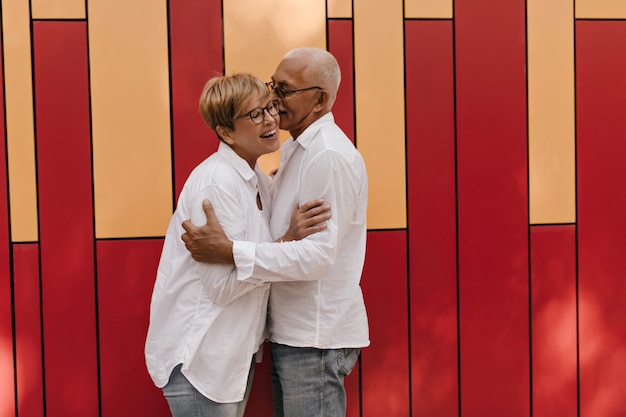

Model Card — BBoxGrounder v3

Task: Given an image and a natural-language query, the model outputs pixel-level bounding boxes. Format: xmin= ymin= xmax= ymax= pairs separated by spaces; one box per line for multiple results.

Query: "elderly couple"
xmin=145 ymin=47 xmax=369 ymax=417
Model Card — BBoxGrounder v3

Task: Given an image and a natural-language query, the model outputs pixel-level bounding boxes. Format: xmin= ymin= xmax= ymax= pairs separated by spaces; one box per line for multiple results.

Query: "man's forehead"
xmin=273 ymin=59 xmax=307 ymax=83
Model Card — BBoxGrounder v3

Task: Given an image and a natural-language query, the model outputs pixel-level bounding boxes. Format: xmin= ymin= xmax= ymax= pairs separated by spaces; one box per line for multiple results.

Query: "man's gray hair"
xmin=284 ymin=47 xmax=341 ymax=98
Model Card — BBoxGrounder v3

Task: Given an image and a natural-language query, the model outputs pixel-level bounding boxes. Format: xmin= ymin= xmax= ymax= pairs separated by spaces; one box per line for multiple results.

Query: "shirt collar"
xmin=217 ymin=141 xmax=257 ymax=183
xmin=291 ymin=112 xmax=334 ymax=149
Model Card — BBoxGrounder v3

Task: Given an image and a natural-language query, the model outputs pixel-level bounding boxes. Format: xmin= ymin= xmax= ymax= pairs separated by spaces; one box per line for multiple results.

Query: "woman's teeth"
xmin=261 ymin=130 xmax=276 ymax=139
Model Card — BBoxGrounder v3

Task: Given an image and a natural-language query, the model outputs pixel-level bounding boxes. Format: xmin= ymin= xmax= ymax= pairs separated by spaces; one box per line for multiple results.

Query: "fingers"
xmin=181 ymin=200 xmax=213 ymax=244
xmin=296 ymin=215 xmax=329 ymax=239
xmin=202 ymin=199 xmax=215 ymax=216
xmin=181 ymin=220 xmax=196 ymax=245
xmin=294 ymin=198 xmax=331 ymax=230
xmin=180 ymin=228 xmax=193 ymax=248
xmin=181 ymin=219 xmax=193 ymax=233
xmin=313 ymin=204 xmax=331 ymax=217
xmin=299 ymin=199 xmax=330 ymax=217
xmin=299 ymin=198 xmax=324 ymax=212
xmin=181 ymin=215 xmax=205 ymax=239
xmin=182 ymin=199 xmax=214 ymax=237
xmin=303 ymin=205 xmax=331 ymax=223
xmin=286 ymin=198 xmax=331 ymax=241
xmin=305 ymin=211 xmax=331 ymax=227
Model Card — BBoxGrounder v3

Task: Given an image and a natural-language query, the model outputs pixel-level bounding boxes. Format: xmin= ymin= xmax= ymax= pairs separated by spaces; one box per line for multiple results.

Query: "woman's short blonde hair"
xmin=199 ymin=73 xmax=269 ymax=141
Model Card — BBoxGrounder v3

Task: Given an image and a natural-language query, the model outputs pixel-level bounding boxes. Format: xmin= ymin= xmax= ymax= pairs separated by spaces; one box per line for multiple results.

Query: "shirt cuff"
xmin=233 ymin=240 xmax=255 ymax=281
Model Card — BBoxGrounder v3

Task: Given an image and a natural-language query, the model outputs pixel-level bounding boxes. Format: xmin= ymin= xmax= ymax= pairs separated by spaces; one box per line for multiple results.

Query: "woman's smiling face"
xmin=219 ymin=91 xmax=280 ymax=169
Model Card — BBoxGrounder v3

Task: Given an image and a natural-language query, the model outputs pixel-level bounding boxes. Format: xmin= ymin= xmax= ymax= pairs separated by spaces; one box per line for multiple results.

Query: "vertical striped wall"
xmin=1 ymin=1 xmax=626 ymax=416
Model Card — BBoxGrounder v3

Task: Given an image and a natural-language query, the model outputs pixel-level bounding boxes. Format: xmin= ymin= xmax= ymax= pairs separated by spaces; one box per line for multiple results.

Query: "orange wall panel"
xmin=527 ymin=0 xmax=575 ymax=224
xmin=89 ymin=0 xmax=172 ymax=238
xmin=31 ymin=0 xmax=85 ymax=19
xmin=405 ymin=0 xmax=453 ymax=18
xmin=329 ymin=0 xmax=352 ymax=18
xmin=2 ymin=0 xmax=38 ymax=242
xmin=354 ymin=0 xmax=406 ymax=230
xmin=576 ymin=0 xmax=626 ymax=18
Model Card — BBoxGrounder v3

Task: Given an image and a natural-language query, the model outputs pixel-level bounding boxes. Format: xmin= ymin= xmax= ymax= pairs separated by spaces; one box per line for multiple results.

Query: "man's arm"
xmin=181 ymin=199 xmax=330 ymax=264
xmin=241 ymin=148 xmax=367 ymax=282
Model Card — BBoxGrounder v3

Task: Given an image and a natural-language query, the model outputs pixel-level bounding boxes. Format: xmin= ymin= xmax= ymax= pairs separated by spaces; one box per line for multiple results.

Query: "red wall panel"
xmin=328 ymin=19 xmax=355 ymax=144
xmin=344 ymin=349 xmax=361 ymax=417
xmin=0 ymin=31 xmax=15 ymax=417
xmin=33 ymin=21 xmax=98 ymax=417
xmin=454 ymin=1 xmax=530 ymax=416
xmin=405 ymin=19 xmax=458 ymax=417
xmin=169 ymin=0 xmax=224 ymax=197
xmin=13 ymin=244 xmax=43 ymax=417
xmin=360 ymin=231 xmax=409 ymax=416
xmin=530 ymin=225 xmax=577 ymax=417
xmin=97 ymin=239 xmax=170 ymax=417
xmin=328 ymin=19 xmax=361 ymax=416
xmin=243 ymin=343 xmax=272 ymax=417
xmin=576 ymin=20 xmax=626 ymax=417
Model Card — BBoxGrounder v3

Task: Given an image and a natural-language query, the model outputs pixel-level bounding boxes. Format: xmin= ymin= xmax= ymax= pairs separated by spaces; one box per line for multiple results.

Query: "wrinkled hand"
xmin=282 ymin=199 xmax=331 ymax=242
xmin=181 ymin=200 xmax=234 ymax=264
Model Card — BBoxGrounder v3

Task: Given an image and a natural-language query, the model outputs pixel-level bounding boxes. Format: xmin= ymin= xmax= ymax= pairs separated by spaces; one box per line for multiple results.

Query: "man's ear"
xmin=314 ymin=89 xmax=331 ymax=112
xmin=216 ymin=125 xmax=235 ymax=145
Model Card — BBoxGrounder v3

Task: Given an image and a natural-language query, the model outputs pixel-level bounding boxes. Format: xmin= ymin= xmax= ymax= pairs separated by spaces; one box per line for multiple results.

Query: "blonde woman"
xmin=145 ymin=73 xmax=329 ymax=417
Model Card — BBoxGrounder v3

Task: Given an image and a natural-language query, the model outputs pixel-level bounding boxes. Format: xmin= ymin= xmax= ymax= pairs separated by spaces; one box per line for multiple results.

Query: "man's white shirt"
xmin=233 ymin=113 xmax=370 ymax=349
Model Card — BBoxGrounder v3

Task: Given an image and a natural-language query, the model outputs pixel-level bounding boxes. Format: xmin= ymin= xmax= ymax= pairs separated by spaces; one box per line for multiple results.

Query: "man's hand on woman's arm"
xmin=181 ymin=200 xmax=233 ymax=264
xmin=181 ymin=199 xmax=331 ymax=264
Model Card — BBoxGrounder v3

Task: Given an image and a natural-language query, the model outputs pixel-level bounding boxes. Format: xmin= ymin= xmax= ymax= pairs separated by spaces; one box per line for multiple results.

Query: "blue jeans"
xmin=162 ymin=361 xmax=255 ymax=417
xmin=269 ymin=342 xmax=361 ymax=417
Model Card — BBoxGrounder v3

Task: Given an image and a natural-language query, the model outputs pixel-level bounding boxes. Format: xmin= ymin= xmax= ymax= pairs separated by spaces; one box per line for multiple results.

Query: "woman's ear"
xmin=216 ymin=125 xmax=235 ymax=145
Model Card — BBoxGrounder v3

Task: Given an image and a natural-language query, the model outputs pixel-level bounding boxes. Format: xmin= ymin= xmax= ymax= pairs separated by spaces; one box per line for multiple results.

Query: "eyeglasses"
xmin=266 ymin=81 xmax=322 ymax=99
xmin=236 ymin=99 xmax=279 ymax=125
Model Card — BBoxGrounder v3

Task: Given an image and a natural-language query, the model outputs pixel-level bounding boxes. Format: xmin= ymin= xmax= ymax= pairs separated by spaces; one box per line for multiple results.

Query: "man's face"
xmin=270 ymin=58 xmax=321 ymax=139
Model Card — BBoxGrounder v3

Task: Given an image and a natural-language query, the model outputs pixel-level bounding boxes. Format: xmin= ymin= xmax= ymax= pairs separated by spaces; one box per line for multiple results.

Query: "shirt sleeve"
xmin=235 ymin=148 xmax=364 ymax=283
xmin=192 ymin=183 xmax=267 ymax=305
